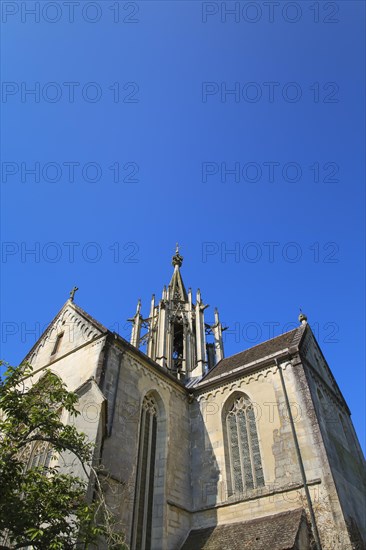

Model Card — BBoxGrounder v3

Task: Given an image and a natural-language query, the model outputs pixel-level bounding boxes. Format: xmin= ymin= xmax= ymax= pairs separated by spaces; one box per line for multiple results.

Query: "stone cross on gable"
xmin=69 ymin=286 xmax=79 ymax=302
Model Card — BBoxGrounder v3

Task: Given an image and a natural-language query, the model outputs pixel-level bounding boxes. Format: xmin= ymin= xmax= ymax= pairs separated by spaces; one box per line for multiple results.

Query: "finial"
xmin=298 ymin=308 xmax=308 ymax=325
xmin=69 ymin=286 xmax=78 ymax=302
xmin=172 ymin=243 xmax=183 ymax=268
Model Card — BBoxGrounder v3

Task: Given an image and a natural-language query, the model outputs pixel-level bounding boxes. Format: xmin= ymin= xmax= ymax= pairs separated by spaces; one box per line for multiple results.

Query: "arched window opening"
xmin=51 ymin=332 xmax=64 ymax=356
xmin=131 ymin=395 xmax=158 ymax=550
xmin=317 ymin=387 xmax=333 ymax=427
xmin=172 ymin=319 xmax=184 ymax=373
xmin=28 ymin=442 xmax=53 ymax=471
xmin=225 ymin=394 xmax=264 ymax=496
xmin=339 ymin=413 xmax=355 ymax=451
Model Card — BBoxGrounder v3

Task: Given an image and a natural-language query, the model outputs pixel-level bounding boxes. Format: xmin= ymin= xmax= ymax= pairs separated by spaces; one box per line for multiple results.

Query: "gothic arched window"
xmin=28 ymin=442 xmax=53 ymax=470
xmin=131 ymin=394 xmax=158 ymax=550
xmin=225 ymin=394 xmax=264 ymax=495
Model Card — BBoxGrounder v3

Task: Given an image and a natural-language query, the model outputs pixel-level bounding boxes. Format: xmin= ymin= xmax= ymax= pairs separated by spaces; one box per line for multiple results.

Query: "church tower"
xmin=128 ymin=246 xmax=224 ymax=379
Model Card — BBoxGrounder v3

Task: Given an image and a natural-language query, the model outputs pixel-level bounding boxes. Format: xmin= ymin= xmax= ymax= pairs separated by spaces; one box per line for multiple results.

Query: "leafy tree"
xmin=0 ymin=362 xmax=127 ymax=549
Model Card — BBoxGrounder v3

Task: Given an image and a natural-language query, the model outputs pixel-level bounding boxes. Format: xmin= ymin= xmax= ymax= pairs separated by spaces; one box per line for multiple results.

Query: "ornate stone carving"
xmin=196 ymin=364 xmax=280 ymax=402
xmin=142 ymin=395 xmax=158 ymax=417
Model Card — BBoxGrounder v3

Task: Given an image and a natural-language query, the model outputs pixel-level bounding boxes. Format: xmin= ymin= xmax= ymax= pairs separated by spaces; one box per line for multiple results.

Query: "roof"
xmin=180 ymin=508 xmax=307 ymax=550
xmin=199 ymin=325 xmax=306 ymax=384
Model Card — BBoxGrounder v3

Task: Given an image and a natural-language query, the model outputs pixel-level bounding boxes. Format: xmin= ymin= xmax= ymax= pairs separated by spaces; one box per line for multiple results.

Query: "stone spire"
xmin=169 ymin=244 xmax=188 ymax=302
xmin=128 ymin=247 xmax=225 ymax=381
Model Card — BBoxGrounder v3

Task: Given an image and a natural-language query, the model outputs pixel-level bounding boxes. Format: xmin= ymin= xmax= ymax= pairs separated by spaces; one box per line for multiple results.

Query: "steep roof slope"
xmin=180 ymin=508 xmax=307 ymax=550
xmin=199 ymin=325 xmax=305 ymax=384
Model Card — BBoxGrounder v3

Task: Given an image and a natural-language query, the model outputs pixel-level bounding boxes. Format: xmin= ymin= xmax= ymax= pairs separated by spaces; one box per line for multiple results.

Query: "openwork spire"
xmin=128 ymin=248 xmax=225 ymax=381
xmin=172 ymin=243 xmax=183 ymax=268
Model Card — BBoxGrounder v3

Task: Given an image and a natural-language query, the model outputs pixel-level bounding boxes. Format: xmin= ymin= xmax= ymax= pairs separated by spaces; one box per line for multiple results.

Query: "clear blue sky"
xmin=1 ymin=1 xmax=365 ymax=451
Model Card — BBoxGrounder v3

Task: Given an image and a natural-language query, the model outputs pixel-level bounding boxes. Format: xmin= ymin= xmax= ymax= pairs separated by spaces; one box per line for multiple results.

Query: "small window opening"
xmin=51 ymin=332 xmax=64 ymax=356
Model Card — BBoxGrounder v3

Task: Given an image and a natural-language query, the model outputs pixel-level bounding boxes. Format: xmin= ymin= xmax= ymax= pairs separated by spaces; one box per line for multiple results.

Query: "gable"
xmin=299 ymin=327 xmax=346 ymax=406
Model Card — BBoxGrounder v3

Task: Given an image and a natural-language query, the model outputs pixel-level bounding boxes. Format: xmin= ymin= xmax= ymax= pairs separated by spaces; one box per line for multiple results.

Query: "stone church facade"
xmin=23 ymin=250 xmax=365 ymax=549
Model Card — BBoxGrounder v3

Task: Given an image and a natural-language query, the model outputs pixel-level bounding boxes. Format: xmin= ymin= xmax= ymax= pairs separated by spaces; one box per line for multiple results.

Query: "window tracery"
xmin=225 ymin=394 xmax=264 ymax=495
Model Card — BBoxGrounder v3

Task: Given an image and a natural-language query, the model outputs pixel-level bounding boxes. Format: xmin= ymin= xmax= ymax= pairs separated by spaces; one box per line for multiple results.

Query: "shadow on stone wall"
xmin=188 ymin=398 xmax=220 ymax=529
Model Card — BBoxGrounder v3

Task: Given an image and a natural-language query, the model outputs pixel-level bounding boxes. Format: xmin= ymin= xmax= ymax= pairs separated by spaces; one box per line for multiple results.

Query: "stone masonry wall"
xmin=100 ymin=343 xmax=192 ymax=550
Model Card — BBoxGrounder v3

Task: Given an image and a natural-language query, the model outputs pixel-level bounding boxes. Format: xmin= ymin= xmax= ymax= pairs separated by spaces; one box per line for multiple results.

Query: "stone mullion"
xmin=238 ymin=409 xmax=253 ymax=491
xmin=246 ymin=410 xmax=256 ymax=489
xmin=226 ymin=414 xmax=236 ymax=496
xmin=228 ymin=413 xmax=243 ymax=494
xmin=235 ymin=412 xmax=246 ymax=495
xmin=44 ymin=446 xmax=53 ymax=469
xmin=248 ymin=406 xmax=264 ymax=488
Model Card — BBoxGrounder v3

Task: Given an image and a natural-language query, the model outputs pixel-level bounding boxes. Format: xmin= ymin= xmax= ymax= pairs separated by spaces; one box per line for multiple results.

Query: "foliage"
xmin=0 ymin=362 xmax=127 ymax=549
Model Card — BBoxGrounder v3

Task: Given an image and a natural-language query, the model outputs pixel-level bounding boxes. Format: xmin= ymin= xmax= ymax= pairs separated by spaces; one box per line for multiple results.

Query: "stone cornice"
xmin=167 ymin=478 xmax=321 ymax=515
xmin=20 ymin=333 xmax=107 ymax=381
xmin=193 ymin=351 xmax=294 ymax=399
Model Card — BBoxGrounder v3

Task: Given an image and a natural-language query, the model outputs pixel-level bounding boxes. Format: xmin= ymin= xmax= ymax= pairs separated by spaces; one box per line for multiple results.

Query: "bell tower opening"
xmin=172 ymin=318 xmax=184 ymax=374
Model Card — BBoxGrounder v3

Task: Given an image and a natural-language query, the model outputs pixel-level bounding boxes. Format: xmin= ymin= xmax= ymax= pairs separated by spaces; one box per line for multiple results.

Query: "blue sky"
xmin=1 ymin=1 xmax=365 ymax=450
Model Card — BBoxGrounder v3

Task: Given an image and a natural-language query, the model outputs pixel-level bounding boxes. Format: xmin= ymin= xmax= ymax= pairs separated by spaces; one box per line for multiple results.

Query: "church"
xmin=23 ymin=248 xmax=365 ymax=549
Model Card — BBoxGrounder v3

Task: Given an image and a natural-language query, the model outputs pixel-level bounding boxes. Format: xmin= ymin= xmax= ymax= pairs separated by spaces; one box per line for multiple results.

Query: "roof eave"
xmin=193 ymin=348 xmax=297 ymax=393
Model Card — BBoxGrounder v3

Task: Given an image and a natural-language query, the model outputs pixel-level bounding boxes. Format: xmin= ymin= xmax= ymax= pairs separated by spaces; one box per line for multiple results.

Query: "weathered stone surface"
xmin=180 ymin=508 xmax=309 ymax=550
xmin=19 ymin=298 xmax=365 ymax=550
